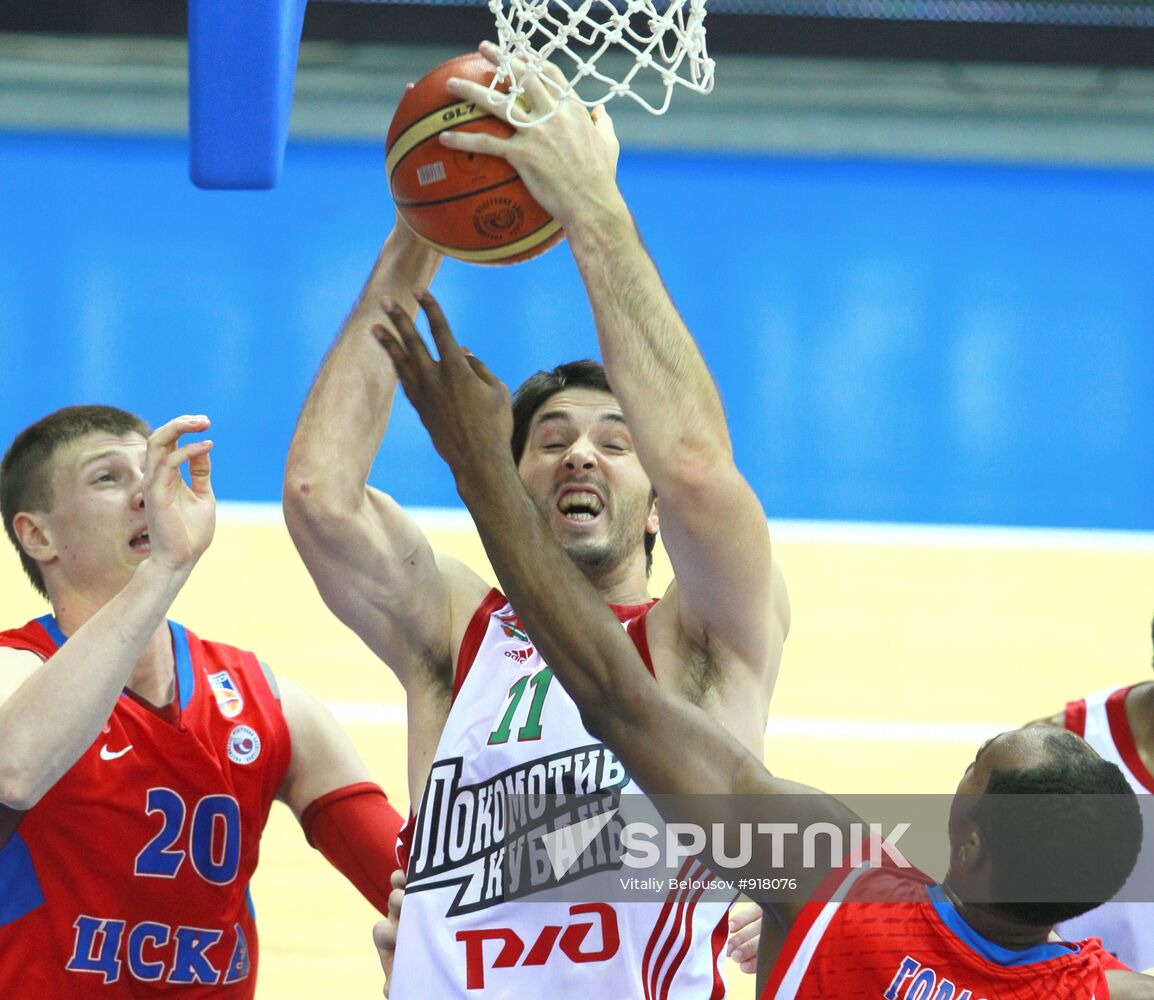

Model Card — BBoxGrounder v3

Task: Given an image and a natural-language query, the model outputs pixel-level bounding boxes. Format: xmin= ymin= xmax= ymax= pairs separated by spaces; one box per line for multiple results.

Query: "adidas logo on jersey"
xmin=504 ymin=648 xmax=534 ymax=663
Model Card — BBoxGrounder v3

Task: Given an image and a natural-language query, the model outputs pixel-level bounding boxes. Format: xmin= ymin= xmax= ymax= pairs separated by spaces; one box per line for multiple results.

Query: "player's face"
xmin=517 ymin=388 xmax=657 ymax=582
xmin=39 ymin=431 xmax=151 ymax=598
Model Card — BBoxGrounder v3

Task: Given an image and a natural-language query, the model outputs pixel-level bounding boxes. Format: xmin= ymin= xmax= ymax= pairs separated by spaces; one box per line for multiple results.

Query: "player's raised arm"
xmin=283 ymin=221 xmax=482 ymax=693
xmin=441 ymin=45 xmax=781 ymax=722
xmin=0 ymin=415 xmax=214 ymax=810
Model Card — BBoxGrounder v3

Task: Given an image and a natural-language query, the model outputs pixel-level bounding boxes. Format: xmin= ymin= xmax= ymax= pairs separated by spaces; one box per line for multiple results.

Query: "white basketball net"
xmin=486 ymin=0 xmax=715 ymax=124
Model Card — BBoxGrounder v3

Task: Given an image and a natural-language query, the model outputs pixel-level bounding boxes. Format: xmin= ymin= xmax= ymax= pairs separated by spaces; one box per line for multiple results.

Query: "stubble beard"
xmin=550 ymin=502 xmax=647 ymax=584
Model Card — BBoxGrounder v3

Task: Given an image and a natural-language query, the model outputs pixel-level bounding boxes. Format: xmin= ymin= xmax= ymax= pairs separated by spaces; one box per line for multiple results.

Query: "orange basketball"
xmin=386 ymin=53 xmax=564 ymax=266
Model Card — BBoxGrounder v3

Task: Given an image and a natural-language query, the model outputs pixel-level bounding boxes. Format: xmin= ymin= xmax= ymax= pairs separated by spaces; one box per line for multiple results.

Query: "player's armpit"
xmin=656 ymin=467 xmax=779 ymax=685
xmin=301 ymin=782 xmax=404 ymax=915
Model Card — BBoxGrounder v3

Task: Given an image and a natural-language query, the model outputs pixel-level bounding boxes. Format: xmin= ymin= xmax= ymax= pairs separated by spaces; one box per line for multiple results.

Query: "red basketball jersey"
xmin=0 ymin=616 xmax=292 ymax=997
xmin=763 ymin=861 xmax=1115 ymax=999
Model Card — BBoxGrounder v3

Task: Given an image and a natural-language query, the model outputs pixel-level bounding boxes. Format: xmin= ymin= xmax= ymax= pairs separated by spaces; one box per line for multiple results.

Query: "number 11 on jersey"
xmin=488 ymin=667 xmax=554 ymax=744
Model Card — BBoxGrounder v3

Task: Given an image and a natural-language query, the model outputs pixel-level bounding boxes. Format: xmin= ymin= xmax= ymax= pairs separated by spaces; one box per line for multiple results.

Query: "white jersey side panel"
xmin=390 ymin=592 xmax=730 ymax=998
xmin=1058 ymin=685 xmax=1154 ymax=971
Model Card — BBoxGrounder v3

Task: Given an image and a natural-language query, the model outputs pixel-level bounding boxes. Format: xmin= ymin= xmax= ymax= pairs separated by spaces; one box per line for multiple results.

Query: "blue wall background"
xmin=1 ymin=130 xmax=1151 ymax=529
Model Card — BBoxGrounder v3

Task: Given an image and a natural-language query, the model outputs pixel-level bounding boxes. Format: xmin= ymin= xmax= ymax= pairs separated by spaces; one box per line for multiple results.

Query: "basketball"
xmin=386 ymin=53 xmax=564 ymax=266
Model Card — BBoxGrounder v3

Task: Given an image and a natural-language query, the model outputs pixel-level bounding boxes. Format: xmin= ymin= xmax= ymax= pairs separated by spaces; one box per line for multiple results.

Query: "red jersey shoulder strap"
xmin=1104 ymin=685 xmax=1154 ymax=794
xmin=453 ymin=588 xmax=508 ymax=702
xmin=0 ymin=618 xmax=57 ymax=660
xmin=1064 ymin=697 xmax=1088 ymax=737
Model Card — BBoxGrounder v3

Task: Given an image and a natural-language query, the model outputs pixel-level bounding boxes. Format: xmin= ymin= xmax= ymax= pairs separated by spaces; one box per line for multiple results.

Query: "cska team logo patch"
xmin=208 ymin=670 xmax=245 ymax=718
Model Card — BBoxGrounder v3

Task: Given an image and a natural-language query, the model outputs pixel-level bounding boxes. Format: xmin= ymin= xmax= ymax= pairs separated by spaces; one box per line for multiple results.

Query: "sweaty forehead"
xmin=531 ymin=388 xmax=624 ymax=428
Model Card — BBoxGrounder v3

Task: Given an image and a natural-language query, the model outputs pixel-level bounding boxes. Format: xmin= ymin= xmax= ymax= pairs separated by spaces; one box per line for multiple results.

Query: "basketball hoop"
xmin=486 ymin=0 xmax=714 ymax=125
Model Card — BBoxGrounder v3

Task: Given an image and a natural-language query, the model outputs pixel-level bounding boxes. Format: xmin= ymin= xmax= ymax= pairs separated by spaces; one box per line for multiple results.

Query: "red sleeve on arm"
xmin=300 ymin=781 xmax=404 ymax=916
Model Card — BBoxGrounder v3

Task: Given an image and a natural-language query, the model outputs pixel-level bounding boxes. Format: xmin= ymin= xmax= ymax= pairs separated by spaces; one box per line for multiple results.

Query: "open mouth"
xmin=557 ymin=489 xmax=605 ymax=523
xmin=129 ymin=528 xmax=150 ymax=552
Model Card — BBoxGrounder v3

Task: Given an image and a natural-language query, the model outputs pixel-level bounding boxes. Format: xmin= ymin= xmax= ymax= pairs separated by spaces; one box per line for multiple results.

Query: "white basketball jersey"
xmin=1058 ymin=684 xmax=1154 ymax=971
xmin=390 ymin=589 xmax=730 ymax=998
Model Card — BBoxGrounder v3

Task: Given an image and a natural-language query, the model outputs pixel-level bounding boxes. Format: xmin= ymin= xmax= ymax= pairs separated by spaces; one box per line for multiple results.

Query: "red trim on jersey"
xmin=759 ymin=856 xmax=889 ymax=998
xmin=623 ymin=601 xmax=659 ymax=679
xmin=1064 ymin=697 xmax=1088 ymax=738
xmin=649 ymin=883 xmax=692 ymax=1000
xmin=454 ymin=592 xmax=659 ymax=700
xmin=1105 ymin=685 xmax=1154 ymax=794
xmin=643 ymin=859 xmax=694 ymax=1000
xmin=396 ymin=807 xmax=417 ymax=873
xmin=759 ymin=891 xmax=829 ymax=998
xmin=609 ymin=599 xmax=660 ymax=620
xmin=644 ymin=859 xmax=714 ymax=1000
xmin=708 ymin=908 xmax=729 ymax=1000
xmin=453 ymin=589 xmax=508 ymax=703
xmin=657 ymin=871 xmax=710 ymax=1000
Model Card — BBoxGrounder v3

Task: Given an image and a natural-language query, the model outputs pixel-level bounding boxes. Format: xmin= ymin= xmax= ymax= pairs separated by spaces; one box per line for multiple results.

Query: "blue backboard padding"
xmin=1 ymin=129 xmax=1151 ymax=529
xmin=188 ymin=0 xmax=308 ymax=189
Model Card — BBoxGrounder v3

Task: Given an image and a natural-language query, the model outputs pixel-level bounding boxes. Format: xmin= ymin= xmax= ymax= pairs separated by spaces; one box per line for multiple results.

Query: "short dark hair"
xmin=511 ymin=360 xmax=656 ymax=576
xmin=972 ymin=728 xmax=1142 ymax=925
xmin=0 ymin=405 xmax=150 ymax=599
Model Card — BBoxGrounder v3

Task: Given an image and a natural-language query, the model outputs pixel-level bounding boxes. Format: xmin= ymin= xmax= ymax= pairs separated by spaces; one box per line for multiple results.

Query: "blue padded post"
xmin=188 ymin=0 xmax=309 ymax=189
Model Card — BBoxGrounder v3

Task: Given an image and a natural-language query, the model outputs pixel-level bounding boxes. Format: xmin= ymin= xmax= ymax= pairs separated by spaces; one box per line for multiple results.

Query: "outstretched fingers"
xmin=145 ymin=416 xmax=213 ymax=500
xmin=415 ymin=290 xmax=467 ymax=370
xmin=145 ymin=414 xmax=210 ymax=476
xmin=138 ymin=415 xmax=216 ymax=571
xmin=375 ymin=296 xmax=435 ymax=378
xmin=186 ymin=442 xmax=215 ymax=501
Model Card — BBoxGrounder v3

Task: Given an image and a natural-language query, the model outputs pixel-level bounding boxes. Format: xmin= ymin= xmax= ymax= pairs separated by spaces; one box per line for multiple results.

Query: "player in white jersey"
xmin=394 ymin=591 xmax=735 ymax=995
xmin=284 ymin=44 xmax=787 ymax=996
xmin=1034 ymin=618 xmax=1154 ymax=970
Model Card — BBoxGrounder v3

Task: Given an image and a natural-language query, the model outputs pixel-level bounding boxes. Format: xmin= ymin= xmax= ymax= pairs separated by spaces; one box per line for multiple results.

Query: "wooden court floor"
xmin=2 ymin=509 xmax=1150 ymax=998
